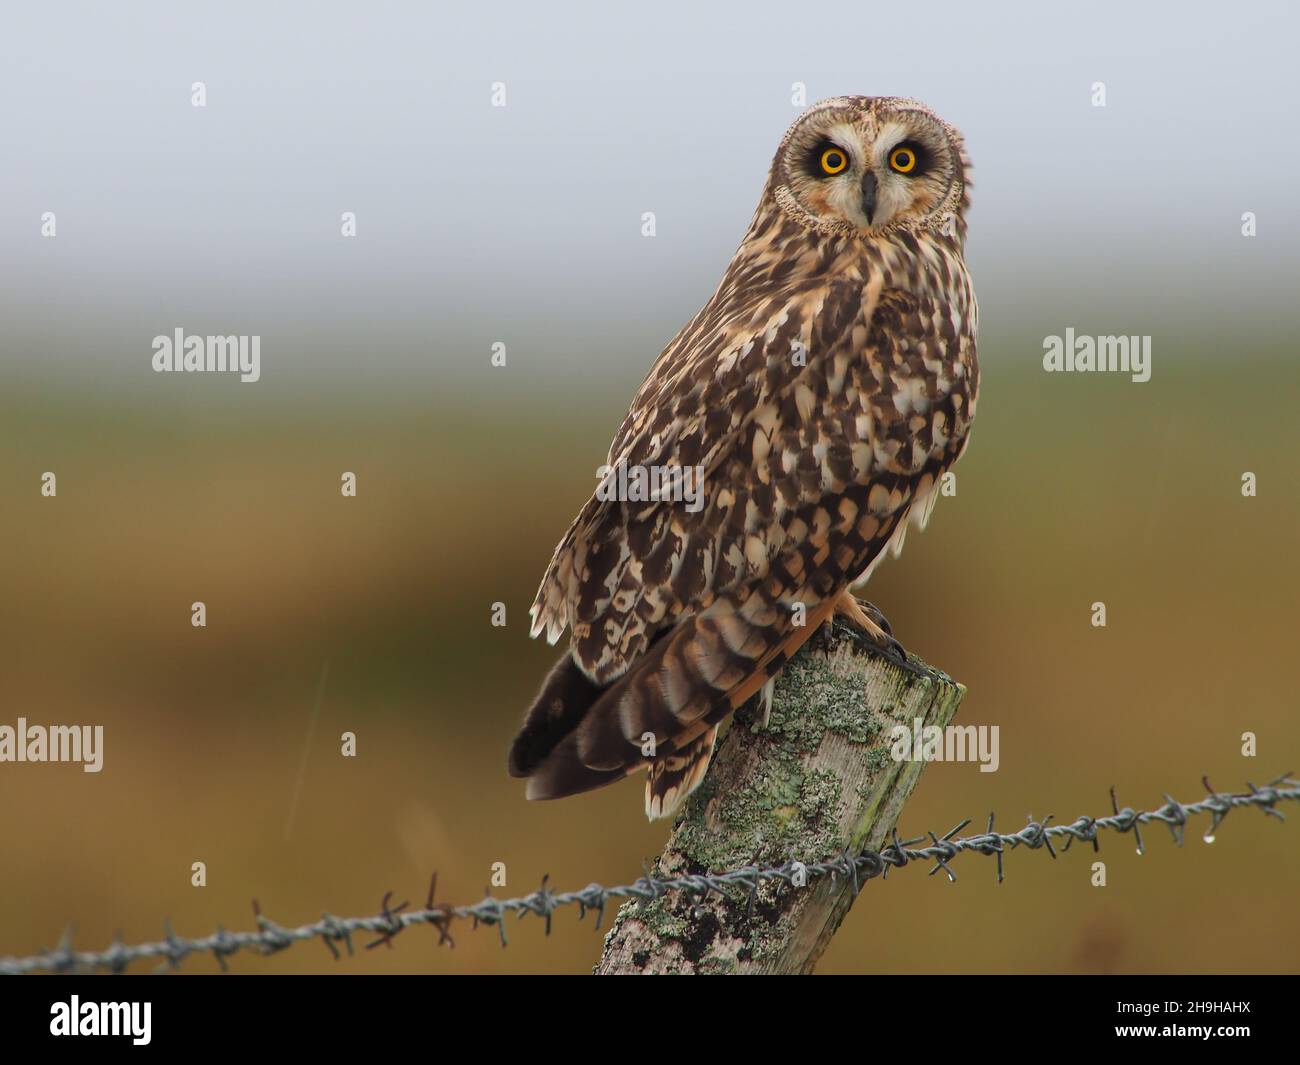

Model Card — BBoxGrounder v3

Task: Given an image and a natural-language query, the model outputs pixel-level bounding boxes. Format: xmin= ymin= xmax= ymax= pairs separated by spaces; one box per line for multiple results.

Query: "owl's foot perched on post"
xmin=833 ymin=590 xmax=927 ymax=677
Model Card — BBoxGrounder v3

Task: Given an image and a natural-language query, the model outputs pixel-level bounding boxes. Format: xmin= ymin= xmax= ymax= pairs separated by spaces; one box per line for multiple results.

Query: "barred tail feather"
xmin=645 ymin=726 xmax=717 ymax=820
xmin=518 ymin=596 xmax=836 ymax=812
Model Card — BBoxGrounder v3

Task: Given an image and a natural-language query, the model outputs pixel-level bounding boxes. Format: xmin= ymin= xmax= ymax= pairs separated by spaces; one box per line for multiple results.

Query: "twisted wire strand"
xmin=2 ymin=772 xmax=1294 ymax=974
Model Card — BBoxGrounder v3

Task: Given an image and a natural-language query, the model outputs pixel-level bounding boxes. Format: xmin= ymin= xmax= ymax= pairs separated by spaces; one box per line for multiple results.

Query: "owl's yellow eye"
xmin=889 ymin=146 xmax=918 ymax=174
xmin=819 ymin=147 xmax=848 ymax=175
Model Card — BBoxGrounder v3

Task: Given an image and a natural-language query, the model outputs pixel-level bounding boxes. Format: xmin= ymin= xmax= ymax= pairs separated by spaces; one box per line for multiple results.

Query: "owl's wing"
xmin=514 ymin=277 xmax=974 ymax=810
xmin=530 ymin=276 xmax=867 ymax=669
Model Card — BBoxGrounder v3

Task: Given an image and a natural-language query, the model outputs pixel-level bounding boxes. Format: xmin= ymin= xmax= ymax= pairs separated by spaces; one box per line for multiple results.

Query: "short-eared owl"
xmin=509 ymin=96 xmax=978 ymax=820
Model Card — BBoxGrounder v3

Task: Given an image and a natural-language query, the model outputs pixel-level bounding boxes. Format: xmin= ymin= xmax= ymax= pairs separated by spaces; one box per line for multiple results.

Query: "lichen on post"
xmin=594 ymin=617 xmax=966 ymax=975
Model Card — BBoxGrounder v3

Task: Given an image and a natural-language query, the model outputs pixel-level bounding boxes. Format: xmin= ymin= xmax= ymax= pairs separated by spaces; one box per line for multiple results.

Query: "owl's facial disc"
xmin=775 ymin=100 xmax=962 ymax=235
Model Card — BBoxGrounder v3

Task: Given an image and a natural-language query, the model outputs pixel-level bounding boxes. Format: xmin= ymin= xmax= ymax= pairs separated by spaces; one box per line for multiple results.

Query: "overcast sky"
xmin=2 ymin=1 xmax=1295 ymax=394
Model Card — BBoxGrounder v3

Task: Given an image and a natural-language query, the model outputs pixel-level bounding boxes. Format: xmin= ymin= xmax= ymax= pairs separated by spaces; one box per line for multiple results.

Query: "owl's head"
xmin=769 ymin=96 xmax=969 ymax=238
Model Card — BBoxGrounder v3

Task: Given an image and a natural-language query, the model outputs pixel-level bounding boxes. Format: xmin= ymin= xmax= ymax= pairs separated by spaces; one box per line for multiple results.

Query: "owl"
xmin=508 ymin=96 xmax=978 ymax=820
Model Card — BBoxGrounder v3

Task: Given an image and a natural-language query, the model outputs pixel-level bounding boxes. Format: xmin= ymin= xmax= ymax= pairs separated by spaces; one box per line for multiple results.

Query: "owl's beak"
xmin=860 ymin=171 xmax=878 ymax=224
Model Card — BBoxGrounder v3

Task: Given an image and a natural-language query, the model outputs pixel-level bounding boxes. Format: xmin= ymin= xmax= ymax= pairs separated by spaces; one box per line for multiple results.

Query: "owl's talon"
xmin=833 ymin=591 xmax=893 ymax=642
xmin=864 ymin=633 xmax=930 ymax=679
xmin=857 ymin=599 xmax=894 ymax=637
xmin=833 ymin=591 xmax=927 ymax=677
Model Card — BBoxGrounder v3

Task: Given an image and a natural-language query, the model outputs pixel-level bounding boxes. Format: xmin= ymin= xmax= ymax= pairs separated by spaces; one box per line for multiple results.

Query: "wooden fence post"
xmin=594 ymin=617 xmax=965 ymax=974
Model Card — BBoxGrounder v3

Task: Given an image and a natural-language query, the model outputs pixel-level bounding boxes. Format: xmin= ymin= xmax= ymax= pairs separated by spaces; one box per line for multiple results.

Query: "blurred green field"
xmin=1 ymin=345 xmax=1298 ymax=974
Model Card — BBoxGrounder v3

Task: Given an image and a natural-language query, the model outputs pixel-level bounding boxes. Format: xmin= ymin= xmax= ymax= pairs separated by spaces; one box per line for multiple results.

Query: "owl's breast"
xmin=838 ymin=250 xmax=975 ymax=484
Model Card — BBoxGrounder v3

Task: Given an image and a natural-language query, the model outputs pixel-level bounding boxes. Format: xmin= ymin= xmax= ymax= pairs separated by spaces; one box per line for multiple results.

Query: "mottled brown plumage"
xmin=509 ymin=96 xmax=979 ymax=819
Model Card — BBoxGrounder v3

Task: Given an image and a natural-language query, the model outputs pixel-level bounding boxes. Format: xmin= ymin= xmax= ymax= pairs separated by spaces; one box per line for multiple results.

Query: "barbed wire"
xmin=2 ymin=772 xmax=1295 ymax=974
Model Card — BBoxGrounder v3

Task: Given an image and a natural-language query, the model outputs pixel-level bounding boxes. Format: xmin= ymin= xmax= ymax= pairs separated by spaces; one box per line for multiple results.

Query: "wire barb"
xmin=2 ymin=774 xmax=1295 ymax=974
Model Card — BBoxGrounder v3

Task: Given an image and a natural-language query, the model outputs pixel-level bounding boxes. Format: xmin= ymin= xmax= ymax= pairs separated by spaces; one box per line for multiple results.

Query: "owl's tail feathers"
xmin=645 ymin=725 xmax=718 ymax=821
xmin=516 ymin=595 xmax=837 ymax=819
xmin=506 ymin=648 xmax=608 ymax=779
